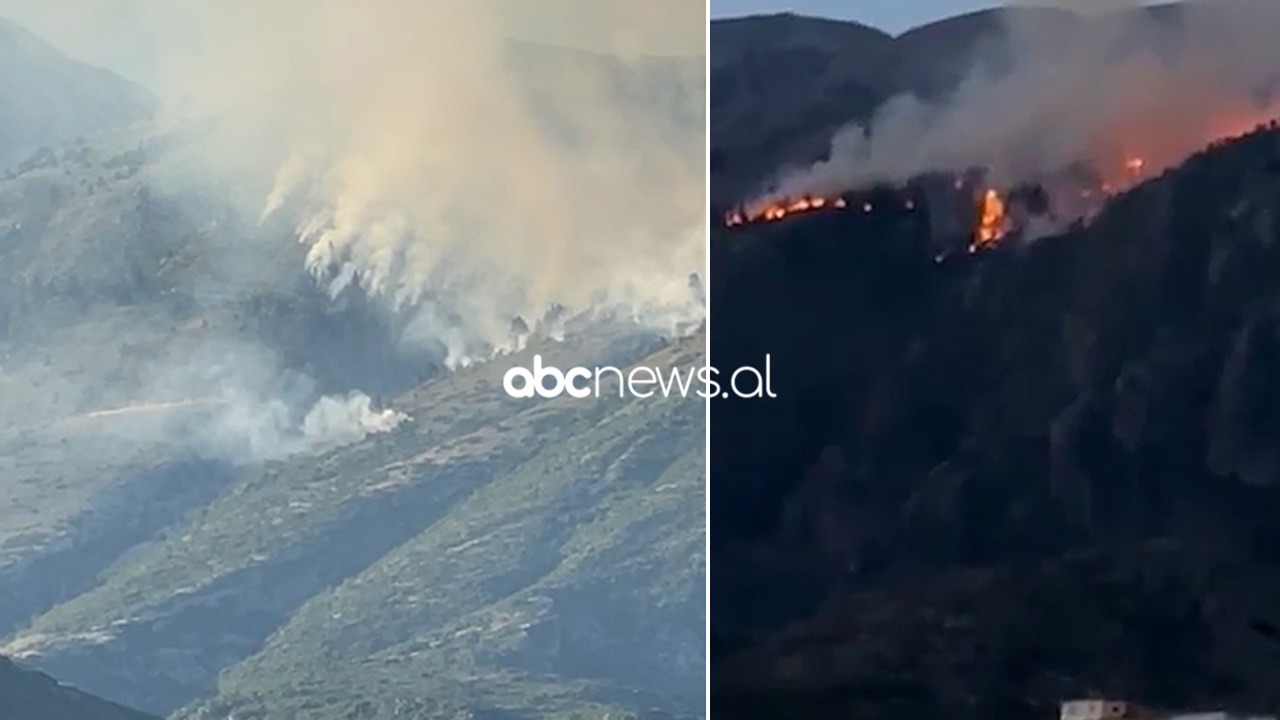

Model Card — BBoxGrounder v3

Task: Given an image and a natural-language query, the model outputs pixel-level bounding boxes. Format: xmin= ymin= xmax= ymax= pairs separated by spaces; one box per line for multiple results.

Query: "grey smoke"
xmin=758 ymin=0 xmax=1280 ymax=207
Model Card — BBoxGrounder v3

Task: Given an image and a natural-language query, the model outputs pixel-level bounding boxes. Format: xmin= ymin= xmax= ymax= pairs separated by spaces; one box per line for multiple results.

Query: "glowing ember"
xmin=724 ymin=195 xmax=848 ymax=227
xmin=971 ymin=188 xmax=1007 ymax=252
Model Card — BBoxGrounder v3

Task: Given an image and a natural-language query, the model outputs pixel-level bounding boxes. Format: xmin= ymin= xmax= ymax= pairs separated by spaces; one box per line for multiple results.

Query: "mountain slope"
xmin=710 ymin=111 xmax=1280 ymax=717
xmin=709 ymin=3 xmax=1202 ymax=203
xmin=0 ymin=24 xmax=705 ymax=720
xmin=191 ymin=339 xmax=705 ymax=719
xmin=7 ymin=331 xmax=705 ymax=719
xmin=0 ymin=17 xmax=154 ymax=171
xmin=0 ymin=655 xmax=156 ymax=720
xmin=708 ymin=8 xmax=1066 ymax=202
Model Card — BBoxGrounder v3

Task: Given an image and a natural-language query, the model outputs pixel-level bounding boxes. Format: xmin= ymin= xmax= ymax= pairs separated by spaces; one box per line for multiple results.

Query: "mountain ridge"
xmin=708 ymin=2 xmax=1204 ymax=204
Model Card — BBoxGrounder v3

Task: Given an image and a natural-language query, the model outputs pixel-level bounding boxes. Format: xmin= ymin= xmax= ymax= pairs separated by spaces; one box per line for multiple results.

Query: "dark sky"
xmin=709 ymin=0 xmax=999 ymax=33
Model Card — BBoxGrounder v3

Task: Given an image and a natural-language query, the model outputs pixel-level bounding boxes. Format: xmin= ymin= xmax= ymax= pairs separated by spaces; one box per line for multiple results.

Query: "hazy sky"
xmin=0 ymin=0 xmax=703 ymax=87
xmin=709 ymin=0 xmax=1000 ymax=32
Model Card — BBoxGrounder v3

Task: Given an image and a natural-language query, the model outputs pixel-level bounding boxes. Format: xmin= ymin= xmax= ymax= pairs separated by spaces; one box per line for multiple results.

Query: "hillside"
xmin=7 ymin=329 xmax=705 ymax=719
xmin=0 ymin=21 xmax=705 ymax=720
xmin=708 ymin=4 xmax=1203 ymax=204
xmin=710 ymin=97 xmax=1280 ymax=718
xmin=0 ymin=17 xmax=154 ymax=171
xmin=0 ymin=655 xmax=156 ymax=720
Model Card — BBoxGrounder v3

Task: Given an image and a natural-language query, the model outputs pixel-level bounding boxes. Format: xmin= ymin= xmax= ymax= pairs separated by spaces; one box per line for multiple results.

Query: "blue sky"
xmin=710 ymin=0 xmax=1000 ymax=33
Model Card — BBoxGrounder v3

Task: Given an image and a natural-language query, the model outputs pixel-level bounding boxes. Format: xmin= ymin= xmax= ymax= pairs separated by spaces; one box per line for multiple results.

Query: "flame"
xmin=1090 ymin=103 xmax=1278 ymax=193
xmin=725 ymin=194 xmax=847 ymax=227
xmin=728 ymin=107 xmax=1279 ymax=237
xmin=971 ymin=188 xmax=1007 ymax=251
xmin=1095 ymin=155 xmax=1147 ymax=196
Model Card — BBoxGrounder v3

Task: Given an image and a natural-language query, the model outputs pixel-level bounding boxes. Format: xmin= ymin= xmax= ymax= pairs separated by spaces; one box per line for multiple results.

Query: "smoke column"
xmin=0 ymin=0 xmax=705 ymax=362
xmin=0 ymin=0 xmax=703 ymax=461
xmin=146 ymin=0 xmax=705 ymax=363
xmin=754 ymin=0 xmax=1280 ymax=207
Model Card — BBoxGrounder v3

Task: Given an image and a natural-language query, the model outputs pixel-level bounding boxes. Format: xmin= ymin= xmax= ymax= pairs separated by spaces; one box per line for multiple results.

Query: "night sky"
xmin=709 ymin=0 xmax=1001 ymax=33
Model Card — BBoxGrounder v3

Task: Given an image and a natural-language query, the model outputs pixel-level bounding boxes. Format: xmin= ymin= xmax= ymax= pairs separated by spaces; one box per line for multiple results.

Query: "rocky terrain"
xmin=711 ymin=6 xmax=1280 ymax=720
xmin=0 ymin=15 xmax=704 ymax=720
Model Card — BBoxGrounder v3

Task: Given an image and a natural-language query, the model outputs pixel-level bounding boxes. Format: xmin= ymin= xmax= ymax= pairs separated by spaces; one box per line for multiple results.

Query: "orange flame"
xmin=728 ymin=110 xmax=1278 ymax=237
xmin=725 ymin=195 xmax=848 ymax=227
xmin=971 ymin=188 xmax=1007 ymax=252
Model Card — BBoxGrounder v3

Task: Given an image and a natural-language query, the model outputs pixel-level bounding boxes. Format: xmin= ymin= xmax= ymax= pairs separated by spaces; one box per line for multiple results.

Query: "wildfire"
xmin=971 ymin=188 xmax=1007 ymax=252
xmin=724 ymin=111 xmax=1278 ymax=243
xmin=724 ymin=195 xmax=847 ymax=227
xmin=1097 ymin=156 xmax=1147 ymax=196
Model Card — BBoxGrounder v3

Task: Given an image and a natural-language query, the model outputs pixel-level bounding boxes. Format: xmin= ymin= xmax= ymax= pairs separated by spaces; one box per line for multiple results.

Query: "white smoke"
xmin=140 ymin=0 xmax=706 ymax=363
xmin=0 ymin=0 xmax=703 ymax=463
xmin=302 ymin=392 xmax=408 ymax=447
xmin=199 ymin=392 xmax=403 ymax=461
xmin=56 ymin=334 xmax=409 ymax=462
xmin=755 ymin=0 xmax=1280 ymax=205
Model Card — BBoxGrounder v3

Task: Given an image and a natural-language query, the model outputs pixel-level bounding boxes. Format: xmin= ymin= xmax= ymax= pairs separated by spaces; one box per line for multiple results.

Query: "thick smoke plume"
xmin=757 ymin=0 xmax=1280 ymax=208
xmin=145 ymin=0 xmax=705 ymax=363
xmin=0 ymin=0 xmax=702 ymax=462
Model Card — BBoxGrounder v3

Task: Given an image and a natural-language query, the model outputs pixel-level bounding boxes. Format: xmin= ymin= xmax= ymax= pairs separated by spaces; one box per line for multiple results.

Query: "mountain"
xmin=6 ymin=329 xmax=705 ymax=719
xmin=710 ymin=90 xmax=1280 ymax=719
xmin=0 ymin=655 xmax=156 ymax=720
xmin=708 ymin=4 xmax=1203 ymax=204
xmin=710 ymin=13 xmax=890 ymax=204
xmin=0 ymin=17 xmax=154 ymax=171
xmin=0 ymin=22 xmax=705 ymax=720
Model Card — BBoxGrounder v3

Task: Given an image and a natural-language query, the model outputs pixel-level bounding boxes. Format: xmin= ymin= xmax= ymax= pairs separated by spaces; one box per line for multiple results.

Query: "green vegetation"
xmin=7 ymin=333 xmax=705 ymax=719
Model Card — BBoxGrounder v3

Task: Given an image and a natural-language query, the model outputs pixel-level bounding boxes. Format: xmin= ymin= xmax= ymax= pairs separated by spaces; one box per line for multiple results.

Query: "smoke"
xmin=302 ymin=393 xmax=407 ymax=444
xmin=138 ymin=0 xmax=705 ymax=364
xmin=0 ymin=0 xmax=702 ymax=463
xmin=203 ymin=390 xmax=407 ymax=461
xmin=756 ymin=0 xmax=1280 ymax=205
xmin=35 ymin=331 xmax=410 ymax=462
